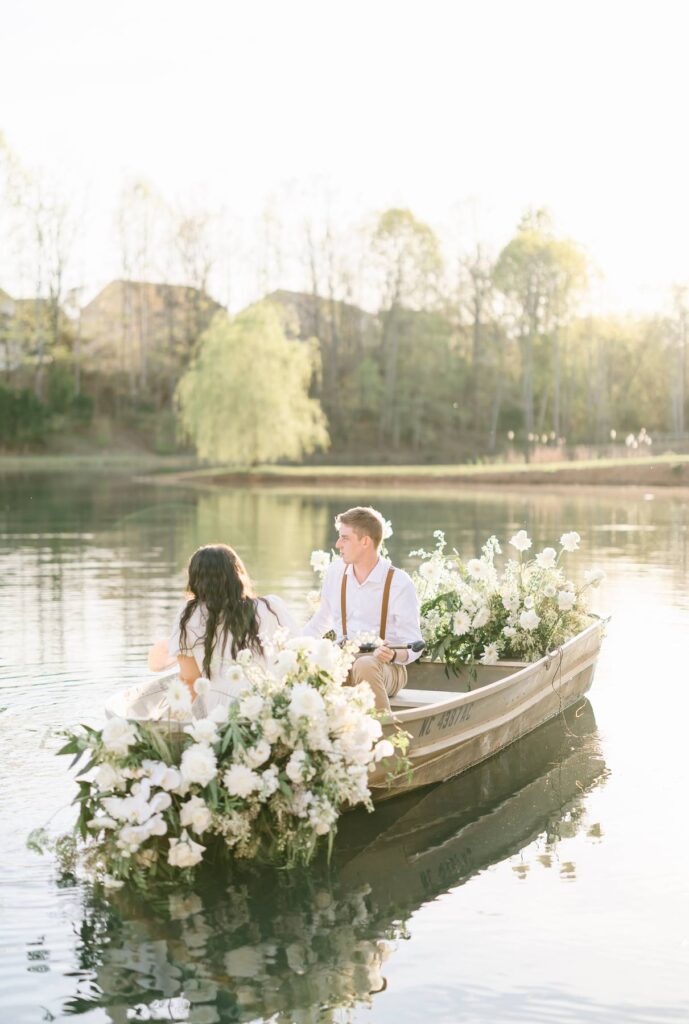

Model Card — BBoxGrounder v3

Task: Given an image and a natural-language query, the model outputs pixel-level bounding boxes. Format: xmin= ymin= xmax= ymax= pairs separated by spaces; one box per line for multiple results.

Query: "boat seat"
xmin=391 ymin=688 xmax=457 ymax=708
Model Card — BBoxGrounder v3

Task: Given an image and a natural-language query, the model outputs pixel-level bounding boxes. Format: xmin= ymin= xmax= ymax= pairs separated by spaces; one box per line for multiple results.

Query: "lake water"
xmin=1 ymin=472 xmax=688 ymax=1023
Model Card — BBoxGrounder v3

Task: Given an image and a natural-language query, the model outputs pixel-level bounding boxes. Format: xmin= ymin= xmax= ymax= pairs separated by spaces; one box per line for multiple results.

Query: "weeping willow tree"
xmin=176 ymin=301 xmax=329 ymax=465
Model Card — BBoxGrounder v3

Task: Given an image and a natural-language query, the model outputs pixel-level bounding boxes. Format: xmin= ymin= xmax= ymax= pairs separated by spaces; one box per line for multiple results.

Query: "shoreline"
xmin=2 ymin=452 xmax=689 ymax=489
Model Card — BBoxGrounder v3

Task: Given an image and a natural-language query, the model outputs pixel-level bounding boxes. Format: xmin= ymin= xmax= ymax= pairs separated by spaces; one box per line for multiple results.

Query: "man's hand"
xmin=374 ymin=645 xmax=395 ymax=663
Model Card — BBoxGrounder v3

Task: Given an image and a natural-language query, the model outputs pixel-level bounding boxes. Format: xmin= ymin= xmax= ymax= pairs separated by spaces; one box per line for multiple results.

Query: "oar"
xmin=357 ymin=640 xmax=425 ymax=654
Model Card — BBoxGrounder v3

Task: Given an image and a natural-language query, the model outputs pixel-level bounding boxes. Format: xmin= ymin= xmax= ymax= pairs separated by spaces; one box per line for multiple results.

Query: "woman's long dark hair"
xmin=178 ymin=544 xmax=269 ymax=678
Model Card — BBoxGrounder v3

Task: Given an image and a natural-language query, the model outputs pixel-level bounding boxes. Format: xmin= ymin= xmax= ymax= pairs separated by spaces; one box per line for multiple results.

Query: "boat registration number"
xmin=419 ymin=703 xmax=472 ymax=737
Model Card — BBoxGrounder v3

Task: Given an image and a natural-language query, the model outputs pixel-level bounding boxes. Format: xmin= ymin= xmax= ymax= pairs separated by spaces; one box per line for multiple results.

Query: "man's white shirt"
xmin=302 ymin=556 xmax=423 ymax=662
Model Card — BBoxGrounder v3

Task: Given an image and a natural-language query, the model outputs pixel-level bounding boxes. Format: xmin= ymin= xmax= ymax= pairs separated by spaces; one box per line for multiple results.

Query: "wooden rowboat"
xmin=369 ymin=615 xmax=608 ymax=799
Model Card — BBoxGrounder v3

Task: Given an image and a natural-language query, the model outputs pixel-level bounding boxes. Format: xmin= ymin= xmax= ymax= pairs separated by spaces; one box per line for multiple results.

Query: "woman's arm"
xmin=176 ymin=654 xmax=201 ymax=694
xmin=147 ymin=639 xmax=178 ymax=672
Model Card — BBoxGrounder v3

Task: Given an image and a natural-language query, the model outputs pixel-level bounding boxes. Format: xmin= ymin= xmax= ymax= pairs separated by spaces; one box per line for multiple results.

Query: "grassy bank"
xmin=0 ymin=453 xmax=199 ymax=474
xmin=158 ymin=453 xmax=689 ymax=489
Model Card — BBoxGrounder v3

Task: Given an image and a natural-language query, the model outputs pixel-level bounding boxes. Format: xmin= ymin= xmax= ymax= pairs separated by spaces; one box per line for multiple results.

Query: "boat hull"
xmin=370 ymin=617 xmax=606 ymax=800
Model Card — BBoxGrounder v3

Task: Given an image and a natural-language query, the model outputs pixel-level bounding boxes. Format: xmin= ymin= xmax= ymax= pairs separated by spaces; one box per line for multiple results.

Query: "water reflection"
xmin=54 ymin=702 xmax=605 ymax=1023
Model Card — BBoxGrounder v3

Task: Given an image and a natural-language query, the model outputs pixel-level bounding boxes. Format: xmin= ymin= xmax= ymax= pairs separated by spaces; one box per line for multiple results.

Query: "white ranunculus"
xmin=288 ymin=683 xmax=326 ymax=722
xmin=180 ymin=795 xmax=212 ymax=835
xmin=101 ymin=716 xmax=138 ymax=756
xmin=236 ymin=648 xmax=253 ymax=666
xmin=274 ymin=649 xmax=299 ymax=678
xmin=373 ymin=739 xmax=395 ymax=762
xmin=584 ymin=568 xmax=605 ymax=587
xmin=243 ymin=739 xmax=271 ymax=769
xmin=238 ymin=694 xmax=265 ymax=721
xmin=519 ymin=608 xmax=541 ymax=630
xmin=472 ymin=606 xmax=491 ymax=629
xmin=536 ymin=547 xmax=557 ymax=569
xmin=557 ymin=590 xmax=576 ymax=611
xmin=544 ymin=583 xmax=557 ymax=598
xmin=166 ymin=678 xmax=193 ymax=716
xmin=560 ymin=531 xmax=581 ymax=552
xmin=185 ymin=718 xmax=220 ymax=745
xmin=223 ymin=763 xmax=261 ymax=798
xmin=524 ymin=595 xmax=535 ymax=609
xmin=453 ymin=610 xmax=472 ymax=636
xmin=94 ymin=763 xmax=125 ymax=791
xmin=310 ymin=549 xmax=332 ymax=575
xmin=193 ymin=677 xmax=211 ymax=697
xmin=479 ymin=642 xmax=500 ymax=665
xmin=180 ymin=743 xmax=218 ymax=787
xmin=168 ymin=829 xmax=205 ymax=868
xmin=509 ymin=530 xmax=532 ymax=553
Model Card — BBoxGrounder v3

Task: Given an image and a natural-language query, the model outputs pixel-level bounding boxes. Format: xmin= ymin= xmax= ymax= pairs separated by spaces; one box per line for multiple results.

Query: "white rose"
xmin=288 ymin=683 xmax=326 ymax=722
xmin=180 ymin=743 xmax=218 ymax=787
xmin=167 ymin=829 xmax=205 ymax=868
xmin=509 ymin=530 xmax=532 ymax=553
xmin=274 ymin=649 xmax=299 ymax=678
xmin=223 ymin=763 xmax=261 ymax=798
xmin=243 ymin=739 xmax=271 ymax=769
xmin=285 ymin=750 xmax=308 ymax=784
xmin=519 ymin=609 xmax=541 ymax=630
xmin=584 ymin=568 xmax=605 ymax=587
xmin=184 ymin=718 xmax=220 ymax=745
xmin=560 ymin=531 xmax=581 ymax=552
xmin=260 ymin=765 xmax=280 ymax=797
xmin=261 ymin=717 xmax=284 ymax=744
xmin=101 ymin=717 xmax=138 ymax=756
xmin=557 ymin=590 xmax=576 ymax=611
xmin=180 ymin=795 xmax=212 ymax=835
xmin=502 ymin=626 xmax=517 ymax=638
xmin=536 ymin=547 xmax=557 ymax=569
xmin=238 ymin=694 xmax=265 ymax=720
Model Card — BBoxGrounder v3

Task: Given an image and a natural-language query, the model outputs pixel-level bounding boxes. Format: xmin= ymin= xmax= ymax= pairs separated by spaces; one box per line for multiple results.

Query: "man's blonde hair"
xmin=335 ymin=506 xmax=385 ymax=549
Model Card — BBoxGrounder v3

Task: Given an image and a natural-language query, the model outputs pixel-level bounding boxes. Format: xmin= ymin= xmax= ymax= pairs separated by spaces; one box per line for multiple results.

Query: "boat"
xmin=368 ymin=614 xmax=608 ymax=799
xmin=106 ymin=615 xmax=607 ymax=802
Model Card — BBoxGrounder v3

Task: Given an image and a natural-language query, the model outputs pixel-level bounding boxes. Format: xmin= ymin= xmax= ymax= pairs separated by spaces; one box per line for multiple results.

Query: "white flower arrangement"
xmin=411 ymin=529 xmax=604 ymax=668
xmin=56 ymin=636 xmax=410 ymax=887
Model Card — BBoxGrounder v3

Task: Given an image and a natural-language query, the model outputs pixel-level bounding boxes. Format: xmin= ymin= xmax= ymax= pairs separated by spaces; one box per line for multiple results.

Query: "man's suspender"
xmin=340 ymin=566 xmax=395 ymax=640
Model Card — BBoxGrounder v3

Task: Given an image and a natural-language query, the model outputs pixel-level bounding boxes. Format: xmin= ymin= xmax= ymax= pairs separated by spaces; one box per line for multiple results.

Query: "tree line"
xmin=1 ymin=136 xmax=687 ymax=462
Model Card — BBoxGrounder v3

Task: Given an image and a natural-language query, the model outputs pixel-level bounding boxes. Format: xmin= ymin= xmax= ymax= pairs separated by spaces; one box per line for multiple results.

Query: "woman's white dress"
xmin=167 ymin=595 xmax=296 ymax=714
xmin=107 ymin=595 xmax=295 ymax=723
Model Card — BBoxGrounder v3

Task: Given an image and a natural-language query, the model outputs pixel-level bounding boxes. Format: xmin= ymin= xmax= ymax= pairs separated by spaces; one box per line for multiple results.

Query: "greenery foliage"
xmin=176 ymin=302 xmax=329 ymax=465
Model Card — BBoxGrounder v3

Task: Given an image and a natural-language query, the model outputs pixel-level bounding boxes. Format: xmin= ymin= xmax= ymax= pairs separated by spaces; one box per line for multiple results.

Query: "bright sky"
xmin=2 ymin=0 xmax=688 ymax=312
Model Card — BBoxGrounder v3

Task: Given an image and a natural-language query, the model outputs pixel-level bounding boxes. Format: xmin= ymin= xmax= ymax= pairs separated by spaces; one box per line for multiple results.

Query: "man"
xmin=303 ymin=506 xmax=423 ymax=712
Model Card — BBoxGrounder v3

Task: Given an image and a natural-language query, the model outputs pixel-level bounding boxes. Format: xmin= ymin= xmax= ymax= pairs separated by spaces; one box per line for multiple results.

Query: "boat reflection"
xmin=57 ymin=701 xmax=606 ymax=1023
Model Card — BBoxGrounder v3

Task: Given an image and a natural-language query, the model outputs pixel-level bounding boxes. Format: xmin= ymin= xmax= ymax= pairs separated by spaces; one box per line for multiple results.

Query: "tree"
xmin=371 ymin=209 xmax=443 ymax=446
xmin=493 ymin=209 xmax=587 ymax=443
xmin=176 ymin=302 xmax=329 ymax=465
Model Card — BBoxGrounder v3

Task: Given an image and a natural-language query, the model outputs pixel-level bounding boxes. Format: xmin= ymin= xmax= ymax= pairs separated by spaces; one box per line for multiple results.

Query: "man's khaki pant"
xmin=347 ymin=654 xmax=407 ymax=712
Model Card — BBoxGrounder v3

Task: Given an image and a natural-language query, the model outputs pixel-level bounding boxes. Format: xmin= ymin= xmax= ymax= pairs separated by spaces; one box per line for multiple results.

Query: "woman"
xmin=148 ymin=544 xmax=295 ymax=713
